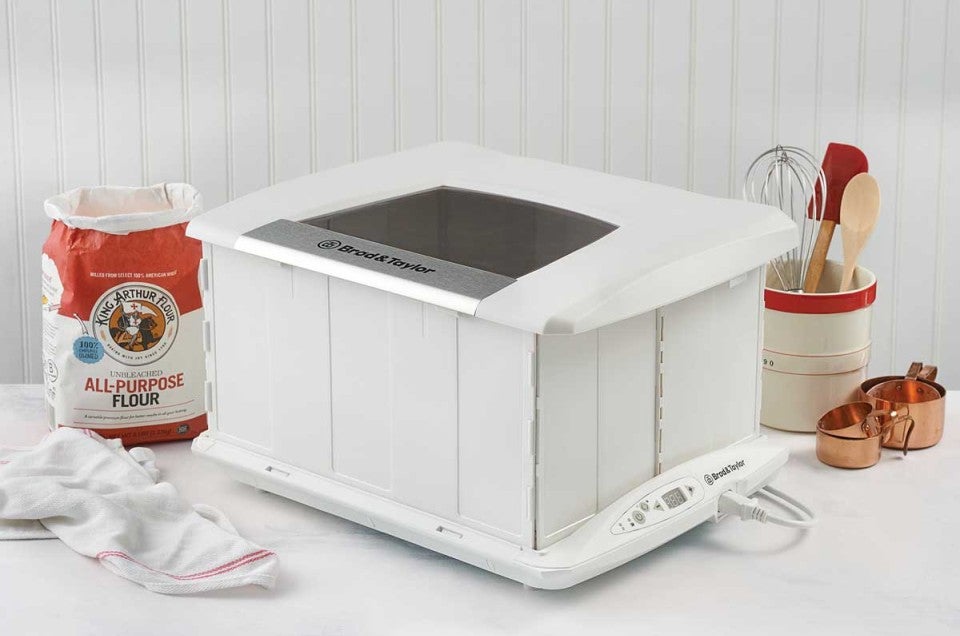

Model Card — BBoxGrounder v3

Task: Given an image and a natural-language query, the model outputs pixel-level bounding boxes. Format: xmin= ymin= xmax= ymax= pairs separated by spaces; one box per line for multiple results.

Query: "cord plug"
xmin=718 ymin=491 xmax=768 ymax=523
xmin=717 ymin=486 xmax=817 ymax=529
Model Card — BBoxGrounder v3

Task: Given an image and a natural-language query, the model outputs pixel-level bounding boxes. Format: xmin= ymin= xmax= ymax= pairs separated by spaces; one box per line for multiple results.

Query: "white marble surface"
xmin=1 ymin=384 xmax=958 ymax=635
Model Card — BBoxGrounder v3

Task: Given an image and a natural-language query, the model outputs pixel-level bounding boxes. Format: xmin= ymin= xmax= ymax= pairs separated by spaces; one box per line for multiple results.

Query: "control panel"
xmin=610 ymin=477 xmax=704 ymax=535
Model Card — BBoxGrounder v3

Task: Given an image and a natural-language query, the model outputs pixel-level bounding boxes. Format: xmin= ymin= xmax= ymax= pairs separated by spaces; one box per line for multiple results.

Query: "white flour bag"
xmin=41 ymin=184 xmax=207 ymax=445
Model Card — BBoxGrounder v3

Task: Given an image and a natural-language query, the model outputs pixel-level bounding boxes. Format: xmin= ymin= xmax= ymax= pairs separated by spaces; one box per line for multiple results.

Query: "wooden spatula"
xmin=838 ymin=173 xmax=880 ymax=292
xmin=802 ymin=143 xmax=869 ymax=293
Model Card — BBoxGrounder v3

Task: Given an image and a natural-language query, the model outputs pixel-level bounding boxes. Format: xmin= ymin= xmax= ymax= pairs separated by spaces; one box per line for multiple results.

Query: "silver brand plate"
xmin=238 ymin=219 xmax=516 ymax=312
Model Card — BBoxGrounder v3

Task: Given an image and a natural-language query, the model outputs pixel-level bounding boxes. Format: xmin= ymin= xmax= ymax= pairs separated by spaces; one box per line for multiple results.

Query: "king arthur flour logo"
xmin=703 ymin=459 xmax=746 ymax=486
xmin=92 ymin=283 xmax=179 ymax=366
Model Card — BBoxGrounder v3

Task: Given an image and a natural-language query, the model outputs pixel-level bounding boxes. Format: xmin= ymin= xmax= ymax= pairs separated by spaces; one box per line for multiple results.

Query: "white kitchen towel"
xmin=0 ymin=427 xmax=278 ymax=594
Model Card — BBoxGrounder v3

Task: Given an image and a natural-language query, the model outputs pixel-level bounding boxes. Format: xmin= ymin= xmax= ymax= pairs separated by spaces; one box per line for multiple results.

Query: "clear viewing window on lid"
xmin=303 ymin=187 xmax=618 ymax=279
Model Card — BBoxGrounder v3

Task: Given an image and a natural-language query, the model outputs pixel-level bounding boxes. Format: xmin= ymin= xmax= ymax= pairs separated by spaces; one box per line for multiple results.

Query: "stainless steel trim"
xmin=236 ymin=219 xmax=516 ymax=314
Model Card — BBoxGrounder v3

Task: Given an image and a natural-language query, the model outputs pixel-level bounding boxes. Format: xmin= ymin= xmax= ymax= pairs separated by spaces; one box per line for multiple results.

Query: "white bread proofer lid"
xmin=187 ymin=142 xmax=797 ymax=335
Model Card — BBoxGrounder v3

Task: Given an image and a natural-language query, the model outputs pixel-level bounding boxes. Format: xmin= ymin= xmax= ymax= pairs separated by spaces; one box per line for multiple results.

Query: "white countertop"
xmin=1 ymin=384 xmax=958 ymax=635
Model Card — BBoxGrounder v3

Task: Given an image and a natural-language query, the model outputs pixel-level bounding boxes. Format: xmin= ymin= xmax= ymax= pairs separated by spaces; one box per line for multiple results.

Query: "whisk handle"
xmin=802 ymin=219 xmax=837 ymax=293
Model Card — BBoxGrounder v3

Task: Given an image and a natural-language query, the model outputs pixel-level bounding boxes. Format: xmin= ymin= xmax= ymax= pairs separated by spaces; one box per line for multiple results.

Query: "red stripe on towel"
xmin=95 ymin=549 xmax=275 ymax=581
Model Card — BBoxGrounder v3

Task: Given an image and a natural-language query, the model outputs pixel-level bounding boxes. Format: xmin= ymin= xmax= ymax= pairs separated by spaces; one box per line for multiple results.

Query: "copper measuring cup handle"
xmin=883 ymin=417 xmax=915 ymax=455
xmin=877 ymin=412 xmax=915 ymax=456
xmin=899 ymin=417 xmax=915 ymax=455
xmin=906 ymin=361 xmax=938 ymax=382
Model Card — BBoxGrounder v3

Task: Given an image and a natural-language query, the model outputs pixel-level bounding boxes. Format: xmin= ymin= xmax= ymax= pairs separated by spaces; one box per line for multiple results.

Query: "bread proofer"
xmin=186 ymin=142 xmax=798 ymax=588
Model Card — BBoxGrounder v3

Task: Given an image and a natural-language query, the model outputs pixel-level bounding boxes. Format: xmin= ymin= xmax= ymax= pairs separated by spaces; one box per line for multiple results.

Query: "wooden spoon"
xmin=838 ymin=173 xmax=880 ymax=292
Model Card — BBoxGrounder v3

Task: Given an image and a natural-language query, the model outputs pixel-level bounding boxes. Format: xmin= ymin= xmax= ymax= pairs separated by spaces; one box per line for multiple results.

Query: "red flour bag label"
xmin=41 ymin=184 xmax=206 ymax=444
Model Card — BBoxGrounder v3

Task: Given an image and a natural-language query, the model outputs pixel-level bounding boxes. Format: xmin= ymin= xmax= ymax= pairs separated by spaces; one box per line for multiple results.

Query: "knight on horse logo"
xmin=113 ymin=299 xmax=161 ymax=351
xmin=92 ymin=283 xmax=179 ymax=366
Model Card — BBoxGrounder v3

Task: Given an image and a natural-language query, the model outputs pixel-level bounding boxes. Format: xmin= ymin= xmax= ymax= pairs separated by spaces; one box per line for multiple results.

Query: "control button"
xmin=631 ymin=510 xmax=645 ymax=524
xmin=640 ymin=502 xmax=650 ymax=512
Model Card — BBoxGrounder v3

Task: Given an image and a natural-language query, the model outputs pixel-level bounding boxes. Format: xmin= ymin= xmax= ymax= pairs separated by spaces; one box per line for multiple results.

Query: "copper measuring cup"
xmin=860 ymin=362 xmax=946 ymax=450
xmin=816 ymin=402 xmax=914 ymax=469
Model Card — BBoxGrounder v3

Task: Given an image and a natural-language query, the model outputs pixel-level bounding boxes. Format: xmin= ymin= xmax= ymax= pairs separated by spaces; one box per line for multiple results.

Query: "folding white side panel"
xmin=266 ymin=266 xmax=333 ymax=476
xmin=208 ymin=249 xmax=528 ymax=542
xmin=536 ymin=312 xmax=657 ymax=549
xmin=597 ymin=313 xmax=658 ymax=507
xmin=388 ymin=299 xmax=459 ymax=518
xmin=658 ymin=269 xmax=762 ymax=471
xmin=536 ymin=330 xmax=599 ymax=547
xmin=328 ymin=279 xmax=394 ymax=490
xmin=457 ymin=318 xmax=535 ymax=546
xmin=208 ymin=246 xmax=280 ymax=452
xmin=326 ymin=279 xmax=462 ymax=507
xmin=208 ymin=246 xmax=337 ymax=471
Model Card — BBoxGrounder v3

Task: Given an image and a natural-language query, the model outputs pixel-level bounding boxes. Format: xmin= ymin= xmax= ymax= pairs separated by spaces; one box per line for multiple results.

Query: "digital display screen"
xmin=662 ymin=487 xmax=687 ymax=509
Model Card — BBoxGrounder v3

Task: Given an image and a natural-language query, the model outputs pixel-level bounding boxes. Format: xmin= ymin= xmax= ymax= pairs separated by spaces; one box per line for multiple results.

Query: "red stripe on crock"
xmin=764 ymin=280 xmax=876 ymax=314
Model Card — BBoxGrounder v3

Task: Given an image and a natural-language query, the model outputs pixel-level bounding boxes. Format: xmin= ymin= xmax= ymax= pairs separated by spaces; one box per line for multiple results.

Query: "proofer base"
xmin=192 ymin=433 xmax=788 ymax=589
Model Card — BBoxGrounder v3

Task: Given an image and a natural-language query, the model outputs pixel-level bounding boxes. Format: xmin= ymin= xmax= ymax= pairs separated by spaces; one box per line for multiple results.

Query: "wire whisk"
xmin=743 ymin=146 xmax=826 ymax=292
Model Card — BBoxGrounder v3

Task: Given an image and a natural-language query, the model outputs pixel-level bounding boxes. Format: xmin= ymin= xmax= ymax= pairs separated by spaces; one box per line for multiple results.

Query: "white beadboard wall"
xmin=1 ymin=0 xmax=958 ymax=387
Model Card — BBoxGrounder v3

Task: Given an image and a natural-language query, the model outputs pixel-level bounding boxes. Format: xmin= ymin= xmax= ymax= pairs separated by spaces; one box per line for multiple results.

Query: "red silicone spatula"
xmin=802 ymin=142 xmax=869 ymax=293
